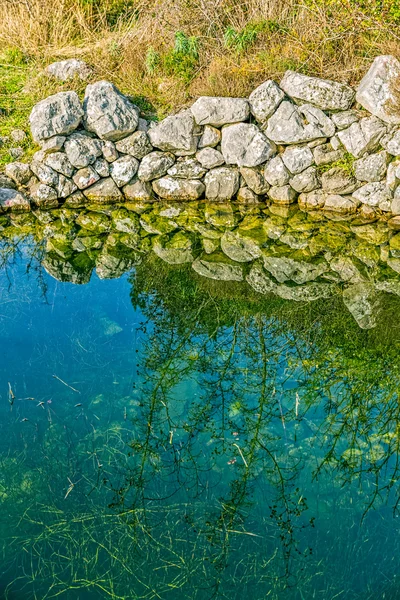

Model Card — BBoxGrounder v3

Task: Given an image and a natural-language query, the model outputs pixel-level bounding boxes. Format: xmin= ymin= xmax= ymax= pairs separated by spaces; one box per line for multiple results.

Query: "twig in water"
xmin=52 ymin=374 xmax=81 ymax=394
xmin=295 ymin=392 xmax=300 ymax=418
xmin=8 ymin=382 xmax=15 ymax=408
xmin=233 ymin=443 xmax=248 ymax=468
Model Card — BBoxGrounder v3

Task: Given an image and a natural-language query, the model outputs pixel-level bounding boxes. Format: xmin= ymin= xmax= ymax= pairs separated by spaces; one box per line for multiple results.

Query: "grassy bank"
xmin=1 ymin=0 xmax=400 ymax=164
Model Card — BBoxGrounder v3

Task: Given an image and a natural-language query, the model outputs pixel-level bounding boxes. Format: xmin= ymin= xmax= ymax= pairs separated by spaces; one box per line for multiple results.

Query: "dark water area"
xmin=1 ymin=201 xmax=400 ymax=599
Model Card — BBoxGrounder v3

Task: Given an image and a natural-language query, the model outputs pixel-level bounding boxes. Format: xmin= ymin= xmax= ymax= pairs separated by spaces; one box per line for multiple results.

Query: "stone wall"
xmin=3 ymin=55 xmax=400 ymax=219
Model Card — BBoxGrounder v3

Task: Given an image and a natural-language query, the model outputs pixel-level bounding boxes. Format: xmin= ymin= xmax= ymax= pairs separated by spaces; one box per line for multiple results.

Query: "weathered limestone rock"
xmin=268 ymin=185 xmax=298 ymax=204
xmin=0 ymin=175 xmax=16 ymax=189
xmin=386 ymin=159 xmax=400 ymax=190
xmin=76 ymin=211 xmax=111 ymax=233
xmin=280 ymin=70 xmax=355 ymax=110
xmin=265 ymin=101 xmax=325 ymax=144
xmin=30 ymin=91 xmax=83 ymax=142
xmin=220 ymin=230 xmax=262 ymax=262
xmin=138 ymin=151 xmax=175 ymax=182
xmin=354 ymin=151 xmax=389 ymax=182
xmin=298 ymin=189 xmax=326 ymax=209
xmin=323 ymin=194 xmax=358 ymax=213
xmin=93 ymin=157 xmax=110 ymax=177
xmin=44 ymin=152 xmax=75 ymax=177
xmin=64 ymin=133 xmax=102 ymax=168
xmin=5 ymin=162 xmax=32 ymax=185
xmin=264 ymin=156 xmax=291 ymax=186
xmin=40 ymin=136 xmax=66 ymax=154
xmin=83 ymin=177 xmax=123 ymax=202
xmin=167 ymin=158 xmax=206 ymax=179
xmin=356 ymin=55 xmax=400 ymax=125
xmin=352 ymin=182 xmax=392 ymax=207
xmin=313 ymin=143 xmax=345 ymax=166
xmin=262 ymin=255 xmax=328 ymax=284
xmin=148 ymin=110 xmax=198 ymax=155
xmin=102 ymin=140 xmax=119 ymax=162
xmin=83 ymin=81 xmax=139 ymax=141
xmin=204 ymin=167 xmax=240 ymax=200
xmin=337 ymin=116 xmax=386 ymax=158
xmin=56 ymin=175 xmax=77 ymax=198
xmin=191 ymin=97 xmax=249 ymax=126
xmin=64 ymin=190 xmax=86 ymax=208
xmin=111 ymin=208 xmax=139 ymax=233
xmin=46 ymin=59 xmax=92 ymax=81
xmin=192 ymin=258 xmax=243 ymax=281
xmin=331 ymin=110 xmax=359 ymax=130
xmin=198 ymin=125 xmax=221 ymax=149
xmin=321 ymin=168 xmax=359 ymax=194
xmin=237 ymin=187 xmax=259 ymax=203
xmin=196 ymin=147 xmax=225 ymax=169
xmin=246 ymin=264 xmax=276 ymax=294
xmin=0 ymin=188 xmax=30 ymax=212
xmin=73 ymin=166 xmax=100 ymax=190
xmin=276 ymin=282 xmax=334 ymax=302
xmin=109 ymin=155 xmax=139 ymax=187
xmin=153 ymin=232 xmax=195 ymax=264
xmin=30 ymin=162 xmax=59 ymax=187
xmin=115 ymin=131 xmax=153 ymax=159
xmin=282 ymin=146 xmax=314 ymax=174
xmin=30 ymin=183 xmax=58 ymax=208
xmin=152 ymin=177 xmax=205 ymax=200
xmin=249 ymin=80 xmax=285 ymax=122
xmin=290 ymin=167 xmax=320 ymax=193
xmin=123 ymin=179 xmax=154 ymax=202
xmin=240 ymin=166 xmax=270 ymax=194
xmin=299 ymin=104 xmax=336 ymax=137
xmin=221 ymin=123 xmax=275 ymax=167
xmin=342 ymin=283 xmax=379 ymax=329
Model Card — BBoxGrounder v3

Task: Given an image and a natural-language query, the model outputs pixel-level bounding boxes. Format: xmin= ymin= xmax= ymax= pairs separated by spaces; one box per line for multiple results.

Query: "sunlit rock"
xmin=191 ymin=97 xmax=249 ymax=127
xmin=249 ymin=80 xmax=285 ymax=122
xmin=192 ymin=257 xmax=243 ymax=281
xmin=342 ymin=282 xmax=380 ymax=329
xmin=356 ymin=55 xmax=400 ymax=124
xmin=30 ymin=91 xmax=83 ymax=142
xmin=280 ymin=70 xmax=355 ymax=110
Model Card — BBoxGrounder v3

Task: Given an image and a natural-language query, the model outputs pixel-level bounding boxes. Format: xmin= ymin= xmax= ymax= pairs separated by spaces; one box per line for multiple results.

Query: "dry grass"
xmin=1 ymin=0 xmax=400 ymax=117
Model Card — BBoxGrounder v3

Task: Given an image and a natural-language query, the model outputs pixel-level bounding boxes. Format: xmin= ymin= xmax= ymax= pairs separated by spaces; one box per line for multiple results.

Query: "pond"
xmin=1 ymin=201 xmax=400 ymax=599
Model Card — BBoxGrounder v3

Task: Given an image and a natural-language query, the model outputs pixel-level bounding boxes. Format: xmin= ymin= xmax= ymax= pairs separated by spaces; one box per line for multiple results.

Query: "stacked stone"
xmin=3 ymin=55 xmax=400 ymax=215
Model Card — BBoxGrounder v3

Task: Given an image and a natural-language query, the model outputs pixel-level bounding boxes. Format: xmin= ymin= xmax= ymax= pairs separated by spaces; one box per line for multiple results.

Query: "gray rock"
xmin=153 ymin=234 xmax=194 ymax=265
xmin=93 ymin=157 xmax=110 ymax=177
xmin=9 ymin=148 xmax=24 ymax=159
xmin=299 ymin=104 xmax=336 ymax=137
xmin=298 ymin=189 xmax=326 ymax=209
xmin=246 ymin=264 xmax=276 ymax=294
xmin=83 ymin=80 xmax=139 ymax=141
xmin=30 ymin=183 xmax=58 ymax=208
xmin=115 ymin=131 xmax=153 ymax=159
xmin=221 ymin=123 xmax=275 ymax=167
xmin=102 ymin=140 xmax=119 ymax=162
xmin=249 ymin=80 xmax=285 ymax=122
xmin=313 ymin=143 xmax=345 ymax=166
xmin=356 ymin=55 xmax=400 ymax=124
xmin=337 ymin=116 xmax=386 ymax=158
xmin=56 ymin=175 xmax=77 ymax=198
xmin=0 ymin=175 xmax=16 ymax=189
xmin=29 ymin=91 xmax=83 ymax=142
xmin=196 ymin=147 xmax=225 ymax=169
xmin=386 ymin=159 xmax=400 ymax=190
xmin=323 ymin=194 xmax=358 ymax=213
xmin=137 ymin=118 xmax=149 ymax=132
xmin=282 ymin=145 xmax=314 ymax=174
xmin=198 ymin=125 xmax=221 ymax=148
xmin=10 ymin=129 xmax=26 ymax=143
xmin=83 ymin=177 xmax=123 ymax=203
xmin=167 ymin=158 xmax=206 ymax=179
xmin=64 ymin=190 xmax=86 ymax=208
xmin=0 ymin=188 xmax=30 ymax=213
xmin=240 ymin=166 xmax=270 ymax=194
xmin=262 ymin=255 xmax=328 ymax=284
xmin=192 ymin=258 xmax=243 ymax=281
xmin=31 ymin=162 xmax=59 ymax=187
xmin=276 ymin=282 xmax=334 ymax=302
xmin=191 ymin=97 xmax=249 ymax=127
xmin=204 ymin=167 xmax=240 ymax=200
xmin=45 ymin=59 xmax=92 ymax=81
xmin=342 ymin=283 xmax=379 ymax=329
xmin=237 ymin=187 xmax=259 ymax=203
xmin=221 ymin=230 xmax=262 ymax=262
xmin=268 ymin=185 xmax=298 ymax=204
xmin=265 ymin=101 xmax=325 ymax=144
xmin=354 ymin=151 xmax=389 ymax=182
xmin=330 ymin=256 xmax=364 ymax=282
xmin=73 ymin=166 xmax=100 ymax=190
xmin=123 ymin=179 xmax=154 ymax=202
xmin=264 ymin=156 xmax=291 ymax=186
xmin=109 ymin=155 xmax=139 ymax=187
xmin=280 ymin=70 xmax=355 ymax=110
xmin=138 ymin=151 xmax=175 ymax=182
xmin=148 ymin=110 xmax=198 ymax=155
xmin=352 ymin=182 xmax=392 ymax=207
xmin=40 ymin=135 xmax=66 ymax=154
xmin=5 ymin=162 xmax=32 ymax=185
xmin=381 ymin=129 xmax=400 ymax=155
xmin=152 ymin=177 xmax=205 ymax=200
xmin=321 ymin=168 xmax=359 ymax=194
xmin=331 ymin=110 xmax=359 ymax=130
xmin=64 ymin=132 xmax=102 ymax=168
xmin=290 ymin=166 xmax=320 ymax=193
xmin=44 ymin=152 xmax=75 ymax=177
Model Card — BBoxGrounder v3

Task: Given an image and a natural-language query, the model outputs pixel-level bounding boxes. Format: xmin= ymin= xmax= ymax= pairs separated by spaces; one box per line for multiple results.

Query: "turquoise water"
xmin=2 ymin=205 xmax=400 ymax=598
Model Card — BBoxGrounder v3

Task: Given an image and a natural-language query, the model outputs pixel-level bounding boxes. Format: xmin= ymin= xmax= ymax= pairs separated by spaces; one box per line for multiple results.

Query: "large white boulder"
xmin=191 ymin=97 xmax=249 ymax=127
xmin=221 ymin=123 xmax=275 ymax=167
xmin=356 ymin=55 xmax=400 ymax=125
xmin=280 ymin=70 xmax=355 ymax=110
xmin=29 ymin=91 xmax=83 ymax=142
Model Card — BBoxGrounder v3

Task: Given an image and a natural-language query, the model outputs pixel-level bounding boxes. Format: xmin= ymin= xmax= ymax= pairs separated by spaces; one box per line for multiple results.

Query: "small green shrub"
xmin=145 ymin=47 xmax=161 ymax=74
xmin=224 ymin=20 xmax=280 ymax=53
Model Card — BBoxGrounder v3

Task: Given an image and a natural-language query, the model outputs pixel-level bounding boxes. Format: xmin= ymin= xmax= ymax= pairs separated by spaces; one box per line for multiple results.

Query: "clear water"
xmin=2 ymin=203 xmax=400 ymax=599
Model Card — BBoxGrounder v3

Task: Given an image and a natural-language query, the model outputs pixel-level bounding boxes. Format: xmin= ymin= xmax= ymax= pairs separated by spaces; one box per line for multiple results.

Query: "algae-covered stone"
xmin=342 ymin=282 xmax=379 ymax=329
xmin=276 ymin=282 xmax=334 ymax=301
xmin=76 ymin=211 xmax=111 ymax=233
xmin=191 ymin=97 xmax=249 ymax=127
xmin=111 ymin=208 xmax=139 ymax=233
xmin=102 ymin=140 xmax=119 ymax=163
xmin=139 ymin=212 xmax=177 ymax=235
xmin=220 ymin=230 xmax=262 ymax=262
xmin=262 ymin=255 xmax=328 ymax=284
xmin=153 ymin=232 xmax=195 ymax=264
xmin=152 ymin=177 xmax=205 ymax=201
xmin=313 ymin=143 xmax=345 ymax=166
xmin=192 ymin=257 xmax=243 ymax=281
xmin=280 ymin=70 xmax=355 ymax=110
xmin=329 ymin=256 xmax=364 ymax=282
xmin=204 ymin=204 xmax=235 ymax=228
xmin=204 ymin=167 xmax=240 ymax=200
